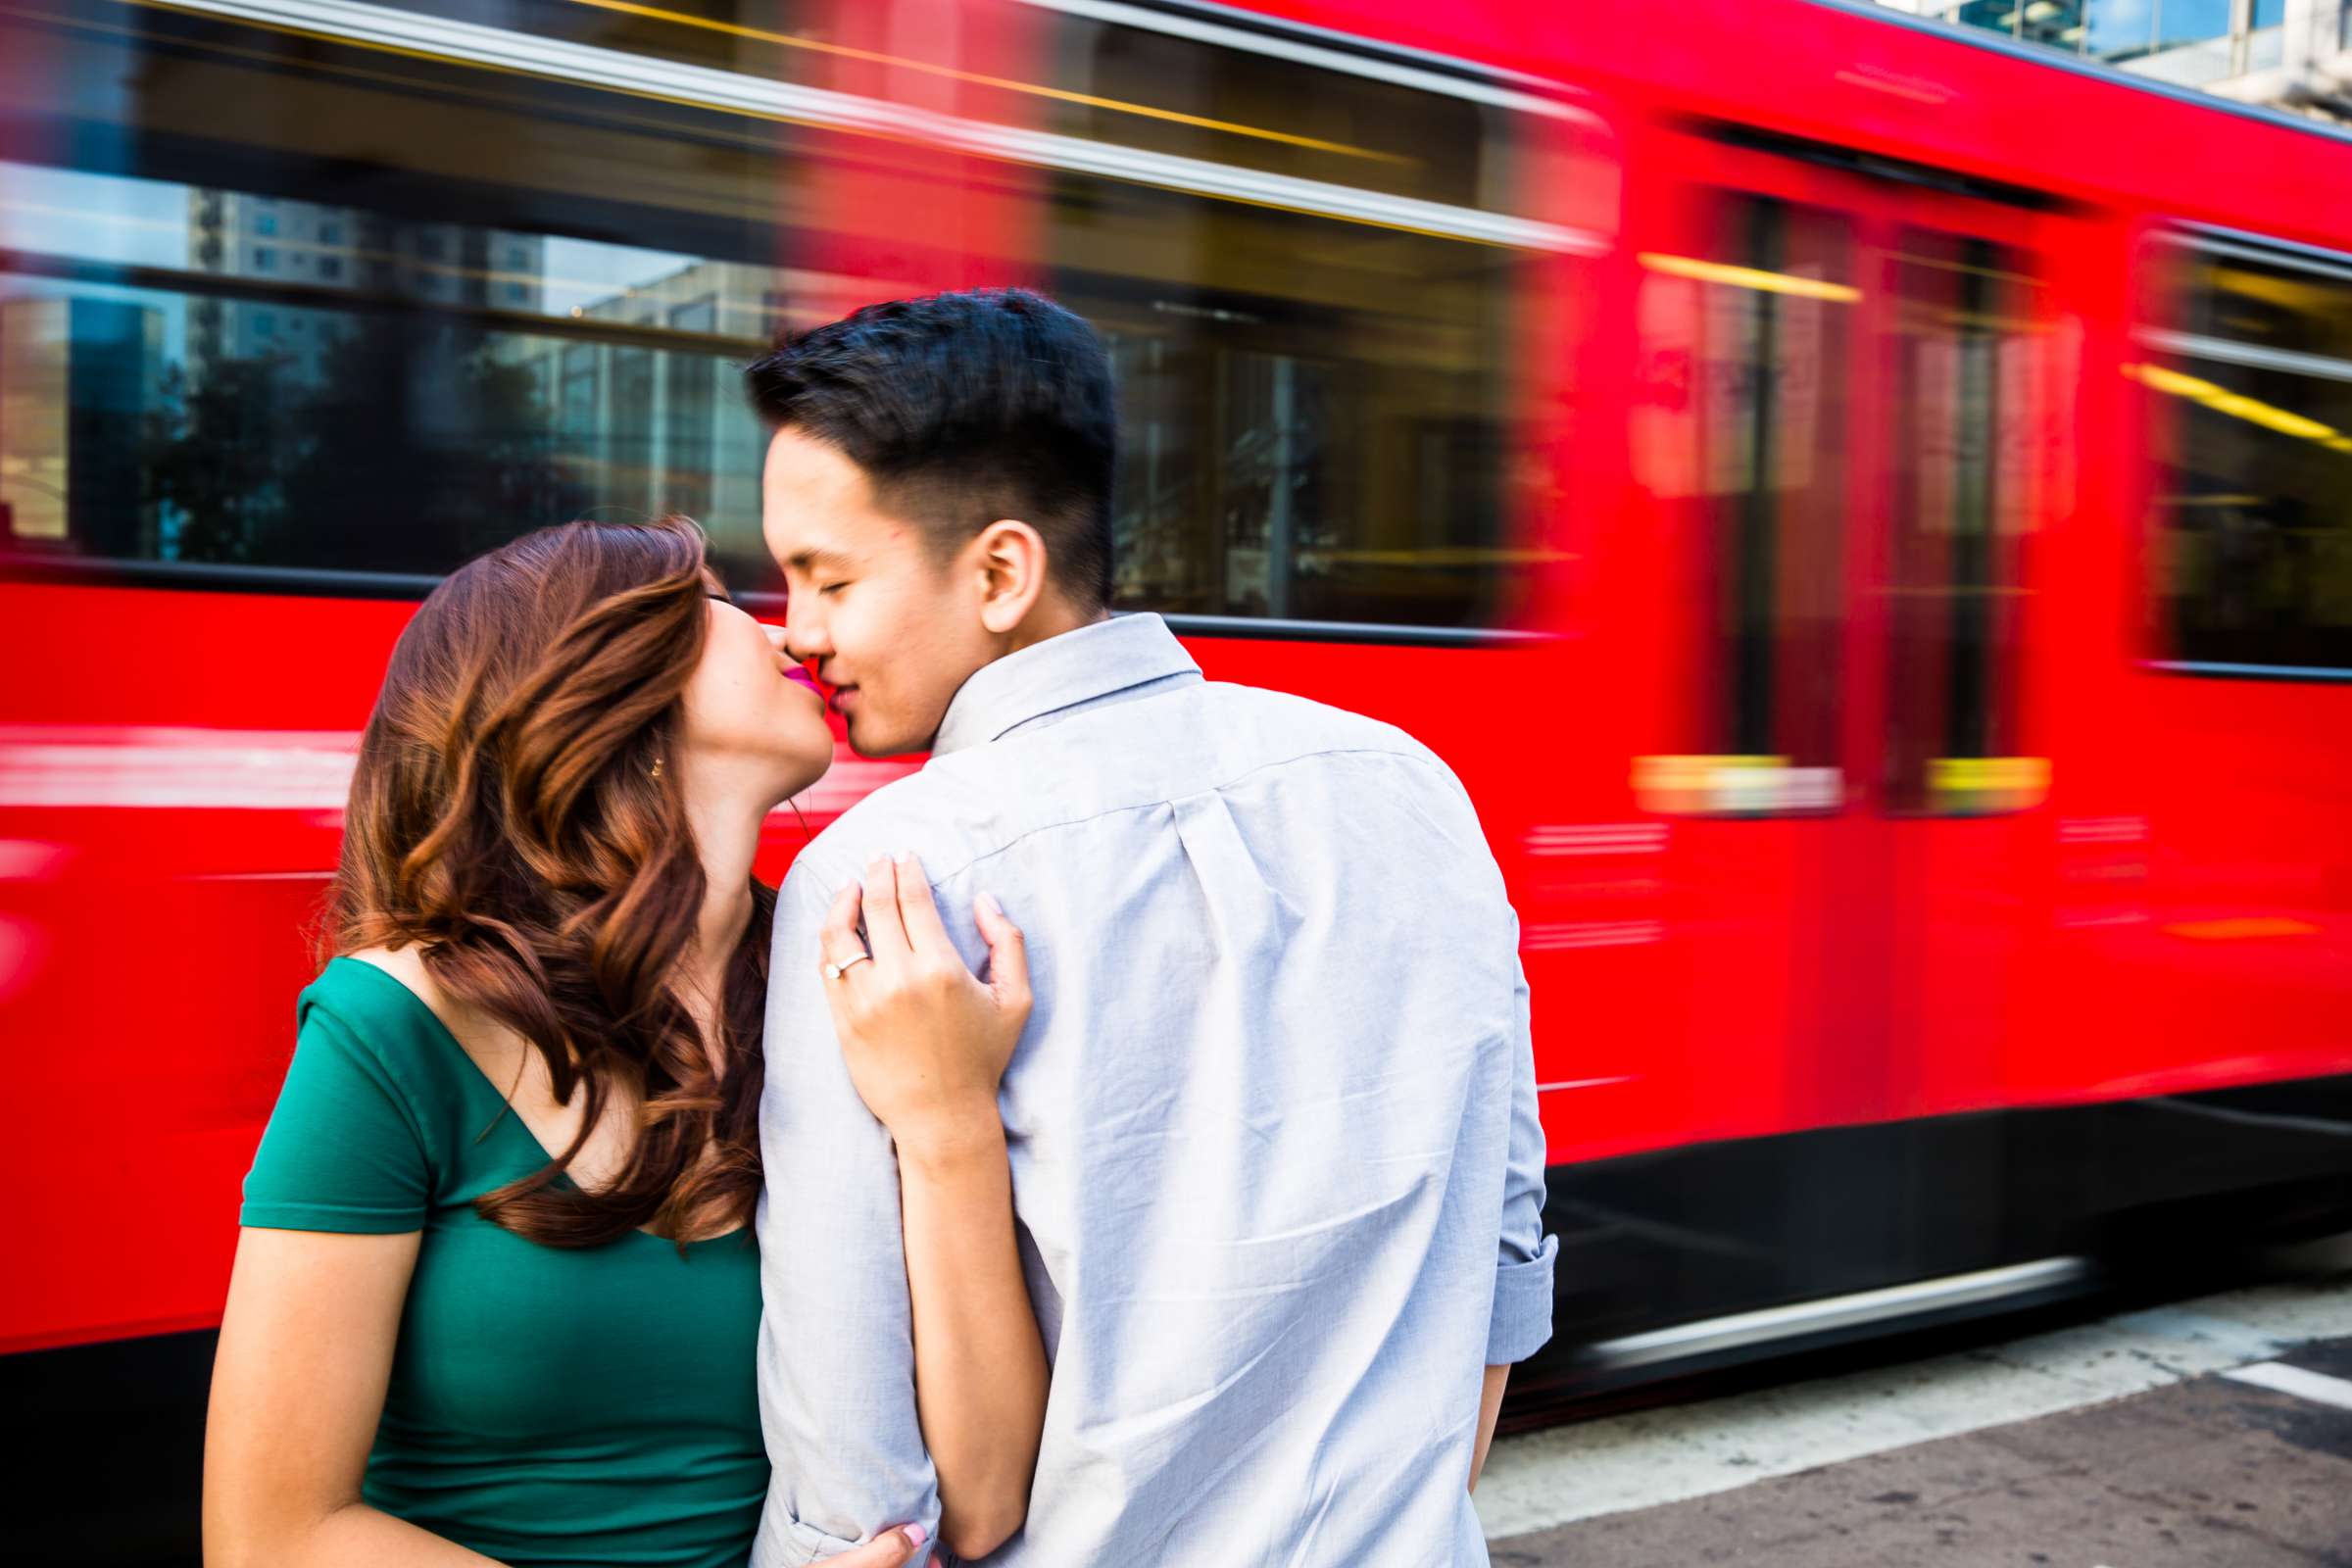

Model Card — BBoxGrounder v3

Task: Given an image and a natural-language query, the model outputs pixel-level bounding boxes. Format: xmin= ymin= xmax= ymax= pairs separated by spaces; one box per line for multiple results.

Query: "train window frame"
xmin=2137 ymin=222 xmax=2352 ymax=684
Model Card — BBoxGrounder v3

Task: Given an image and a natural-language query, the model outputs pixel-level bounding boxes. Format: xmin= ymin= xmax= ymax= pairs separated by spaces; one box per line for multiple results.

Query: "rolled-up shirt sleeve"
xmin=1488 ymin=947 xmax=1558 ymax=1365
xmin=752 ymin=862 xmax=941 ymax=1567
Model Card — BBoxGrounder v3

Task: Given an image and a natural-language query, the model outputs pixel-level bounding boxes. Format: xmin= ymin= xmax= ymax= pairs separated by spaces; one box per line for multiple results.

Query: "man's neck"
xmin=914 ymin=605 xmax=1135 ymax=760
xmin=1004 ymin=600 xmax=1111 ymax=658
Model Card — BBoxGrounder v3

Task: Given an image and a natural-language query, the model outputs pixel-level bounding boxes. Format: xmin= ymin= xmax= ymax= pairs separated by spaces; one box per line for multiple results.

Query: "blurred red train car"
xmin=3 ymin=0 xmax=2350 ymax=1555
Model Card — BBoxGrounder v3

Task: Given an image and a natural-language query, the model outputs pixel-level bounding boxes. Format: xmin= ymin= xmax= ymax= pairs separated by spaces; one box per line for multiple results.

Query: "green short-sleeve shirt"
xmin=242 ymin=957 xmax=766 ymax=1567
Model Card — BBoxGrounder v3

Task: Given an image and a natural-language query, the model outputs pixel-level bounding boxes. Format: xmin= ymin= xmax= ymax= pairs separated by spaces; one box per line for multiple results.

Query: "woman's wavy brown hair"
xmin=332 ymin=516 xmax=771 ymax=1248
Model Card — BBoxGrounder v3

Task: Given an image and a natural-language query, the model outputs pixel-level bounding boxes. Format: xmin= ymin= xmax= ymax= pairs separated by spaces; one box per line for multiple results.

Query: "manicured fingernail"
xmin=902 ymin=1523 xmax=928 ymax=1547
xmin=976 ymin=891 xmax=1002 ymax=918
xmin=896 ymin=849 xmax=916 ymax=865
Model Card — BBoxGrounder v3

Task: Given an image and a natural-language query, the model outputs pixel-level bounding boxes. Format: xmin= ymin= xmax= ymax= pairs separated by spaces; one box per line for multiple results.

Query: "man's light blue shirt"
xmin=753 ymin=612 xmax=1555 ymax=1567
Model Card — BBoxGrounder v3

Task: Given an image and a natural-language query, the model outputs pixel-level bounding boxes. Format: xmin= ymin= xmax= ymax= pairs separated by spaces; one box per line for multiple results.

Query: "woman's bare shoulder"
xmin=343 ymin=943 xmax=437 ymax=999
xmin=339 ymin=944 xmax=477 ymax=1041
xmin=338 ymin=946 xmax=526 ymax=1089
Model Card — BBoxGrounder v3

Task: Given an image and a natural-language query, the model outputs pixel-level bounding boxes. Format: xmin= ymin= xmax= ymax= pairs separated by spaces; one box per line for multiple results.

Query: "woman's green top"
xmin=241 ymin=957 xmax=767 ymax=1567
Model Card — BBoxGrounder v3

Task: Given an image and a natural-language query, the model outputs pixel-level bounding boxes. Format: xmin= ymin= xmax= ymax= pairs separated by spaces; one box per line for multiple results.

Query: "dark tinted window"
xmin=0 ymin=4 xmax=816 ymax=587
xmin=1039 ymin=12 xmax=1586 ymax=629
xmin=1070 ymin=194 xmax=1527 ymax=627
xmin=1632 ymin=192 xmax=1855 ymax=802
xmin=2144 ymin=234 xmax=2352 ymax=675
xmin=1884 ymin=230 xmax=2042 ymax=812
xmin=0 ymin=0 xmax=1579 ymax=620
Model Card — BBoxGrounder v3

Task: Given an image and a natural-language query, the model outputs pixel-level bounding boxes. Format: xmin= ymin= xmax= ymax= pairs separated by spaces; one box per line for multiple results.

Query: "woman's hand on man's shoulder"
xmin=817 ymin=852 xmax=1031 ymax=1165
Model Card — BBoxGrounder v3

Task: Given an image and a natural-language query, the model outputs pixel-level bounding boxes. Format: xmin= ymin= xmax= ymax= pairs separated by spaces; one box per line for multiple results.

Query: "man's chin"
xmin=844 ymin=721 xmax=928 ymax=760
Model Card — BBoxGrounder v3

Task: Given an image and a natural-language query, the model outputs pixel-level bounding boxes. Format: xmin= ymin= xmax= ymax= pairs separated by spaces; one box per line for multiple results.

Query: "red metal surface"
xmin=5 ymin=0 xmax=2351 ymax=1358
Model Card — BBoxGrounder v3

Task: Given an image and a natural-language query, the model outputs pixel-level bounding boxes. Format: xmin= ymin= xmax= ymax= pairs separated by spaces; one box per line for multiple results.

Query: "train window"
xmin=0 ymin=5 xmax=818 ymax=591
xmin=1883 ymin=231 xmax=2042 ymax=813
xmin=0 ymin=1 xmax=1584 ymax=621
xmin=0 ymin=169 xmax=782 ymax=584
xmin=1634 ymin=192 xmax=1855 ymax=804
xmin=1062 ymin=192 xmax=1527 ymax=628
xmin=2143 ymin=231 xmax=2352 ymax=676
xmin=1035 ymin=9 xmax=1574 ymax=629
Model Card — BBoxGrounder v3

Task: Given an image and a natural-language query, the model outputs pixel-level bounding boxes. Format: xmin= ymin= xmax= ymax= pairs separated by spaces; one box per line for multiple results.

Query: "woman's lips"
xmin=783 ymin=665 xmax=821 ymax=694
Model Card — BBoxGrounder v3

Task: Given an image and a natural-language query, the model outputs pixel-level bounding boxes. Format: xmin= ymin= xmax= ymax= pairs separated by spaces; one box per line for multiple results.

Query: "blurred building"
xmin=0 ymin=297 xmax=164 ymax=553
xmin=1874 ymin=0 xmax=2352 ymax=115
xmin=185 ymin=191 xmax=546 ymax=383
xmin=497 ymin=259 xmax=781 ymax=529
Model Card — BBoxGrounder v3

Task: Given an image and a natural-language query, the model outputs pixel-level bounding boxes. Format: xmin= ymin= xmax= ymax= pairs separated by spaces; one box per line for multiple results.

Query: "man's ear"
xmin=973 ymin=518 xmax=1051 ymax=635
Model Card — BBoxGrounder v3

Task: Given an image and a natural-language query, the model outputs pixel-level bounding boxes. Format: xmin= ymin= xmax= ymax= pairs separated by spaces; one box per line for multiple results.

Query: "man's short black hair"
xmin=744 ymin=288 xmax=1117 ymax=608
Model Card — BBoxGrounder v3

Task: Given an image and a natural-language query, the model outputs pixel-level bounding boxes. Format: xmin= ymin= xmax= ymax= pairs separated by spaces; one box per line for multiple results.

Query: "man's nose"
xmin=782 ymin=613 xmax=829 ymax=663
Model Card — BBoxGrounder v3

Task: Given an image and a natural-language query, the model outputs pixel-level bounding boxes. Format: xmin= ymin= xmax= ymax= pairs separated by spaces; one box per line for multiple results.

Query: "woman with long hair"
xmin=203 ymin=517 xmax=1042 ymax=1566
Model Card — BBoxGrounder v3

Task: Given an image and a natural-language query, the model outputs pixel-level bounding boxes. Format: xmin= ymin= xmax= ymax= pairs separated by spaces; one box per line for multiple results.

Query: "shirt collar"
xmin=931 ymin=612 xmax=1202 ymax=758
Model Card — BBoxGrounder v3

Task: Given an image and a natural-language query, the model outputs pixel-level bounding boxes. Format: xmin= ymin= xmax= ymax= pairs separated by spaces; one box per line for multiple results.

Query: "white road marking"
xmin=2222 ymin=1360 xmax=2352 ymax=1411
xmin=1477 ymin=1260 xmax=2352 ymax=1543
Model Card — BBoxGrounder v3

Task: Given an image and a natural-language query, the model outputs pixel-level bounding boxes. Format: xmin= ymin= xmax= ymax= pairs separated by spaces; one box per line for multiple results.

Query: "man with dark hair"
xmin=742 ymin=290 xmax=1118 ymax=758
xmin=749 ymin=288 xmax=1116 ymax=619
xmin=751 ymin=288 xmax=1553 ymax=1567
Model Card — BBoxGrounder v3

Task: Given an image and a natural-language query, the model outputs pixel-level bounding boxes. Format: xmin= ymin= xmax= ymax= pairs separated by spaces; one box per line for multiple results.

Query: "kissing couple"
xmin=205 ymin=289 xmax=1556 ymax=1568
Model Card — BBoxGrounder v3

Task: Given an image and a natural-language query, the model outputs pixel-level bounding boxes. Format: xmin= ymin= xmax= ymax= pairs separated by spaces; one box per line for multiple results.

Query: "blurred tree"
xmin=139 ymin=354 xmax=300 ymax=564
xmin=139 ymin=319 xmax=587 ymax=573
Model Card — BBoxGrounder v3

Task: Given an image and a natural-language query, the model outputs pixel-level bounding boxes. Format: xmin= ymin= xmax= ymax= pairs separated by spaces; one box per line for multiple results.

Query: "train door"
xmin=1626 ymin=133 xmax=2075 ymax=1297
xmin=1869 ymin=185 xmax=2074 ymax=1132
xmin=1629 ymin=146 xmax=1872 ymax=1155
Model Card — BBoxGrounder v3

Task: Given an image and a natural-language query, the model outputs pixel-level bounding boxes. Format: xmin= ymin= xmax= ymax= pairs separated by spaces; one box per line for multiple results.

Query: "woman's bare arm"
xmin=1469 ymin=1364 xmax=1510 ymax=1493
xmin=204 ymin=1227 xmax=504 ymax=1567
xmin=822 ymin=854 xmax=1045 ymax=1561
xmin=897 ymin=1120 xmax=1050 ymax=1559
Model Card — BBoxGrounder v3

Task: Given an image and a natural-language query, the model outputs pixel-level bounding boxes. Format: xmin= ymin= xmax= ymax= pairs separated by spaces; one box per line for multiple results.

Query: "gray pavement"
xmin=1486 ymin=1318 xmax=2352 ymax=1568
xmin=1477 ymin=1250 xmax=2352 ymax=1544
